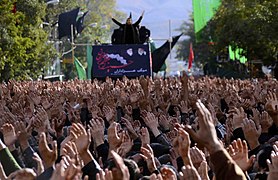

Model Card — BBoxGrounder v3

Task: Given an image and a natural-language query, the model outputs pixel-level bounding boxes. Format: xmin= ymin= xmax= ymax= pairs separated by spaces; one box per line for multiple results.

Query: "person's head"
xmin=126 ymin=18 xmax=132 ymax=25
xmin=126 ymin=12 xmax=132 ymax=25
xmin=253 ymin=144 xmax=273 ymax=172
xmin=107 ymin=158 xmax=141 ymax=180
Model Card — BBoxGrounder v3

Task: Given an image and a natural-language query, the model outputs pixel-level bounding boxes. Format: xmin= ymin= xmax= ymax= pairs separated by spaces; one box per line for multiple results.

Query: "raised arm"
xmin=112 ymin=18 xmax=124 ymax=27
xmin=133 ymin=16 xmax=143 ymax=27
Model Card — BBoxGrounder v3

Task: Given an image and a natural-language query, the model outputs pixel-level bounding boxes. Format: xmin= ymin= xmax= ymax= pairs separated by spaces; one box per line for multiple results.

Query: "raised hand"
xmin=132 ymin=120 xmax=141 ymax=134
xmin=111 ymin=150 xmax=130 ymax=180
xmin=140 ymin=144 xmax=157 ymax=173
xmin=120 ymin=117 xmax=138 ymax=140
xmin=149 ymin=173 xmax=163 ymax=180
xmin=33 ymin=152 xmax=44 ymax=175
xmin=41 ymin=96 xmax=52 ymax=110
xmin=166 ymin=129 xmax=178 ymax=142
xmin=228 ymin=139 xmax=255 ymax=171
xmin=197 ymin=161 xmax=209 ymax=180
xmin=141 ymin=10 xmax=145 ymax=17
xmin=50 ymin=155 xmax=81 ymax=180
xmin=251 ymin=108 xmax=261 ymax=129
xmin=124 ymin=105 xmax=133 ymax=116
xmin=139 ymin=127 xmax=150 ymax=145
xmin=267 ymin=142 xmax=278 ymax=180
xmin=53 ymin=116 xmax=66 ymax=137
xmin=103 ymin=105 xmax=115 ymax=124
xmin=96 ymin=169 xmax=113 ymax=180
xmin=158 ymin=114 xmax=170 ymax=131
xmin=181 ymin=71 xmax=189 ymax=101
xmin=29 ymin=92 xmax=41 ymax=106
xmin=1 ymin=123 xmax=17 ymax=148
xmin=177 ymin=128 xmax=193 ymax=166
xmin=184 ymin=100 xmax=223 ymax=155
xmin=89 ymin=105 xmax=101 ymax=119
xmin=179 ymin=165 xmax=201 ymax=180
xmin=190 ymin=147 xmax=206 ymax=169
xmin=108 ymin=122 xmax=122 ymax=150
xmin=261 ymin=111 xmax=273 ymax=133
xmin=89 ymin=117 xmax=105 ymax=147
xmin=170 ymin=148 xmax=179 ymax=170
xmin=232 ymin=107 xmax=246 ymax=130
xmin=15 ymin=121 xmax=30 ymax=151
xmin=265 ymin=92 xmax=278 ymax=117
xmin=179 ymin=100 xmax=191 ymax=114
xmin=62 ymin=141 xmax=79 ymax=162
xmin=160 ymin=166 xmax=177 ymax=180
xmin=33 ymin=106 xmax=49 ymax=134
xmin=142 ymin=112 xmax=160 ymax=137
xmin=39 ymin=132 xmax=58 ymax=169
xmin=71 ymin=123 xmax=91 ymax=154
xmin=207 ymin=103 xmax=218 ymax=126
xmin=129 ymin=87 xmax=140 ymax=104
xmin=71 ymin=123 xmax=94 ymax=165
xmin=242 ymin=119 xmax=261 ymax=150
xmin=117 ymin=131 xmax=133 ymax=157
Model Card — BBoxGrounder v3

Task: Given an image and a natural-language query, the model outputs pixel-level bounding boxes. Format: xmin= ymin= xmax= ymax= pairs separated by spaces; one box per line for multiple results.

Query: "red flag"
xmin=188 ymin=43 xmax=194 ymax=70
xmin=12 ymin=3 xmax=16 ymax=14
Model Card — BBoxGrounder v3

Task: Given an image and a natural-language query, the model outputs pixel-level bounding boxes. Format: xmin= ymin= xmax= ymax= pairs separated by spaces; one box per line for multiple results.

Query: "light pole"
xmin=45 ymin=0 xmax=62 ymax=80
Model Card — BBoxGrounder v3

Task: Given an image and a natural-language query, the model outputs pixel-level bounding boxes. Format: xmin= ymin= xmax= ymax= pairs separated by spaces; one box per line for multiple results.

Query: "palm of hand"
xmin=17 ymin=128 xmax=28 ymax=143
xmin=108 ymin=123 xmax=121 ymax=148
xmin=265 ymin=93 xmax=278 ymax=115
xmin=231 ymin=152 xmax=250 ymax=171
xmin=74 ymin=133 xmax=90 ymax=153
xmin=92 ymin=126 xmax=104 ymax=137
xmin=130 ymin=93 xmax=139 ymax=103
xmin=4 ymin=129 xmax=17 ymax=146
xmin=145 ymin=113 xmax=158 ymax=128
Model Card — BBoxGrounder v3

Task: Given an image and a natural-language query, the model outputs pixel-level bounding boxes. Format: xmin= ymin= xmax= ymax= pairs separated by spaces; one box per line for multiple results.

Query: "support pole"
xmin=169 ymin=19 xmax=172 ymax=60
xmin=71 ymin=24 xmax=75 ymax=63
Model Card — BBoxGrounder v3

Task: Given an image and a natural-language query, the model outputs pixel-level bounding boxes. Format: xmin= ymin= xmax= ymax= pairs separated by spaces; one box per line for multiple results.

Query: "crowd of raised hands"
xmin=0 ymin=74 xmax=277 ymax=180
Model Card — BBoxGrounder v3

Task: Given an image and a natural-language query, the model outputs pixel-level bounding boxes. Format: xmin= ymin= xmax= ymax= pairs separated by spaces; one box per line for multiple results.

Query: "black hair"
xmin=258 ymin=144 xmax=273 ymax=170
xmin=107 ymin=158 xmax=141 ymax=180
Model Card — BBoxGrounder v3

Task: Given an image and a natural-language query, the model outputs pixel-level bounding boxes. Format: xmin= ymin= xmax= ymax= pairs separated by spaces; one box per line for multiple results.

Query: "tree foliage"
xmin=176 ymin=17 xmax=214 ymax=67
xmin=209 ymin=0 xmax=278 ymax=65
xmin=0 ymin=0 xmax=124 ymax=81
xmin=0 ymin=0 xmax=55 ymax=81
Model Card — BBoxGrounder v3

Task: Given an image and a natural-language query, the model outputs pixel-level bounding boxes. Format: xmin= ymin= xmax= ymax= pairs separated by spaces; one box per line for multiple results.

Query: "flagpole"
xmin=169 ymin=19 xmax=172 ymax=61
xmin=71 ymin=24 xmax=75 ymax=63
xmin=54 ymin=25 xmax=61 ymax=77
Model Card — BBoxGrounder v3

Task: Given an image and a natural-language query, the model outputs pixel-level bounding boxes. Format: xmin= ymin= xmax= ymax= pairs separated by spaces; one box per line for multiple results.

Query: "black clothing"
xmin=112 ymin=16 xmax=142 ymax=44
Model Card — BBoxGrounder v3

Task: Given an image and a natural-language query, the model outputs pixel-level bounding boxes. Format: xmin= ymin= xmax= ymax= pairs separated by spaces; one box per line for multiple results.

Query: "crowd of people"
xmin=0 ymin=74 xmax=277 ymax=180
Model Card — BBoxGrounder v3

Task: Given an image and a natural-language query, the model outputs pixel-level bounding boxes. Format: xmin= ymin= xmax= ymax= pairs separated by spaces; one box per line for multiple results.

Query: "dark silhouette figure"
xmin=111 ymin=11 xmax=144 ymax=44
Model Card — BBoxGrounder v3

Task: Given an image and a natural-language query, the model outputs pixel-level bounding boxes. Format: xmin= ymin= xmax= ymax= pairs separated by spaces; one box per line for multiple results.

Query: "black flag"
xmin=58 ymin=8 xmax=80 ymax=39
xmin=76 ymin=11 xmax=88 ymax=34
xmin=152 ymin=33 xmax=183 ymax=73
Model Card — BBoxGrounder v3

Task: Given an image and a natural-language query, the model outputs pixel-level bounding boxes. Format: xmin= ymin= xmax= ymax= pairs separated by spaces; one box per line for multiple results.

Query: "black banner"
xmin=92 ymin=44 xmax=152 ymax=78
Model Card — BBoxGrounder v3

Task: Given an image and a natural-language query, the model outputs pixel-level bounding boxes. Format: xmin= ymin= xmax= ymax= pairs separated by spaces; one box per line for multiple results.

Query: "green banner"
xmin=229 ymin=46 xmax=247 ymax=64
xmin=193 ymin=0 xmax=221 ymax=41
xmin=74 ymin=57 xmax=87 ymax=80
xmin=86 ymin=45 xmax=93 ymax=79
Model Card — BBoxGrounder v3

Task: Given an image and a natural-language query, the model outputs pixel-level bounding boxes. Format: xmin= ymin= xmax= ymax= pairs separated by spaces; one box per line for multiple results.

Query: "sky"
xmin=116 ymin=0 xmax=193 ymax=73
xmin=116 ymin=0 xmax=192 ymax=42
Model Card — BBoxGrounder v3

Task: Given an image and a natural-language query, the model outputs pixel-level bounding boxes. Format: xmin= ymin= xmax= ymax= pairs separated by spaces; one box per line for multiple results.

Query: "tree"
xmin=0 ymin=0 xmax=55 ymax=81
xmin=176 ymin=16 xmax=215 ymax=68
xmin=209 ymin=0 xmax=278 ymax=65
